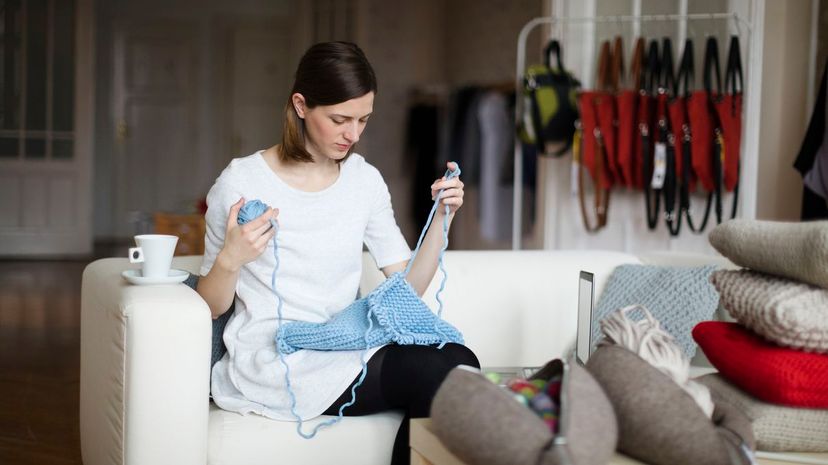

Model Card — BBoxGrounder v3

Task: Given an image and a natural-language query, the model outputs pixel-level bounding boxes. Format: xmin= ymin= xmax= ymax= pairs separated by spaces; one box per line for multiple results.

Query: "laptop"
xmin=482 ymin=270 xmax=596 ymax=384
xmin=575 ymin=270 xmax=595 ymax=365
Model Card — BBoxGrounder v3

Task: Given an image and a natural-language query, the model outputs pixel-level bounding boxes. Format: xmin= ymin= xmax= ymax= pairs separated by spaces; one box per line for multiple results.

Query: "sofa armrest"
xmin=80 ymin=258 xmax=212 ymax=465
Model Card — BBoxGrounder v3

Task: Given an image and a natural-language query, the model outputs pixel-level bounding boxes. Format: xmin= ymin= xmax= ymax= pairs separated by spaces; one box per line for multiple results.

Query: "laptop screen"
xmin=575 ymin=271 xmax=595 ymax=365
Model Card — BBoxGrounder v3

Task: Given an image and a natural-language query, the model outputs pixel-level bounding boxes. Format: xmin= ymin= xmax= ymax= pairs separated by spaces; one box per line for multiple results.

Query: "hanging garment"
xmin=795 ymin=64 xmax=828 ymax=219
xmin=478 ymin=91 xmax=515 ymax=242
xmin=616 ymin=37 xmax=645 ymax=188
xmin=656 ymin=37 xmax=682 ymax=236
xmin=634 ymin=41 xmax=655 ymax=191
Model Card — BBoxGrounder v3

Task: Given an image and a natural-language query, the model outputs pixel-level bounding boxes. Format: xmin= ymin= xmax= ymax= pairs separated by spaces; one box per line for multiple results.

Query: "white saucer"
xmin=122 ymin=268 xmax=190 ymax=285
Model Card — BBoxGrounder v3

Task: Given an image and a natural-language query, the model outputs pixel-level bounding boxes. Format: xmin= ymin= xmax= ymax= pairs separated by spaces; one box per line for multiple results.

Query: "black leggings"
xmin=322 ymin=343 xmax=480 ymax=465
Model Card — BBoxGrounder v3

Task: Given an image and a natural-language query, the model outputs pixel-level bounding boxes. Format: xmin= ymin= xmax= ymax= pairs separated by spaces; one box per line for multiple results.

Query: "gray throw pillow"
xmin=592 ymin=265 xmax=719 ymax=358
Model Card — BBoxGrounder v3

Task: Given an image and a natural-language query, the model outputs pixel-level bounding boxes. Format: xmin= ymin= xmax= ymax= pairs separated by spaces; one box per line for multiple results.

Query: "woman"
xmin=197 ymin=41 xmax=479 ymax=464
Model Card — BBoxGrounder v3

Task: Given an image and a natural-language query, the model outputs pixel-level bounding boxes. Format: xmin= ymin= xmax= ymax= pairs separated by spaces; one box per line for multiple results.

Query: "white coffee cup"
xmin=129 ymin=234 xmax=178 ymax=278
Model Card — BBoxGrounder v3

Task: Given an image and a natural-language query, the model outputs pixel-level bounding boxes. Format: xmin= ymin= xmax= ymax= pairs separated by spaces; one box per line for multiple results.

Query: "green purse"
xmin=520 ymin=40 xmax=581 ymax=157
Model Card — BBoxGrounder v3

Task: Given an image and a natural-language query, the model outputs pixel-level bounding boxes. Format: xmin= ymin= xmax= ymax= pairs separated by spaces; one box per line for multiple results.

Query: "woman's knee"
xmin=440 ymin=343 xmax=480 ymax=369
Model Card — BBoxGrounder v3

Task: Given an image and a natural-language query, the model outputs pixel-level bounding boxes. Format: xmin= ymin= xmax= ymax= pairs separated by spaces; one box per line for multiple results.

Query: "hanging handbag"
xmin=655 ymin=38 xmax=683 ymax=235
xmin=642 ymin=39 xmax=662 ymax=229
xmin=714 ymin=36 xmax=743 ymax=208
xmin=684 ymin=37 xmax=723 ymax=232
xmin=670 ymin=38 xmax=716 ymax=234
xmin=575 ymin=41 xmax=614 ymax=232
xmin=617 ymin=38 xmax=645 ymax=188
xmin=521 ymin=40 xmax=582 ymax=157
xmin=598 ymin=36 xmax=623 ymax=182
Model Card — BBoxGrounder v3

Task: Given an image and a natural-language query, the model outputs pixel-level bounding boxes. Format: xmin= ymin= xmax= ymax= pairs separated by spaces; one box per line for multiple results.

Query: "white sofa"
xmin=80 ymin=250 xmax=726 ymax=465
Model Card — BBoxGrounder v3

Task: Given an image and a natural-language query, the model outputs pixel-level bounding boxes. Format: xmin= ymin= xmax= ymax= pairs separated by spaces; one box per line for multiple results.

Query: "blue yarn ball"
xmin=238 ymin=199 xmax=270 ymax=225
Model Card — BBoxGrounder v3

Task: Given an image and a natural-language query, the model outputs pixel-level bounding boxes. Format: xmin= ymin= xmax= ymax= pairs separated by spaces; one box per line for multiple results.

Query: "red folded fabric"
xmin=693 ymin=321 xmax=828 ymax=408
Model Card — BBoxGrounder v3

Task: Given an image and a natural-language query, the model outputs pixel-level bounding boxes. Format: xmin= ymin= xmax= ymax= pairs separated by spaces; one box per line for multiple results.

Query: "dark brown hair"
xmin=281 ymin=41 xmax=377 ymax=163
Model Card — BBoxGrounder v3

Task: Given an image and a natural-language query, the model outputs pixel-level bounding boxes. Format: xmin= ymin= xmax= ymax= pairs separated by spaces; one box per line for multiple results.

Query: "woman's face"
xmin=294 ymin=92 xmax=374 ymax=162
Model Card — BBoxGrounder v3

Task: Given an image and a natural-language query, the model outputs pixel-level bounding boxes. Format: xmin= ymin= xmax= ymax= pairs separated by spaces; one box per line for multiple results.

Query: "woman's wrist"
xmin=216 ymin=249 xmax=241 ymax=273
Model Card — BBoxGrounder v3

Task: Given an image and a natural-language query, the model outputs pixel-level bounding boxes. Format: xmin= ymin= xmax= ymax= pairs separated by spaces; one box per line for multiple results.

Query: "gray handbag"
xmin=586 ymin=345 xmax=755 ymax=465
xmin=430 ymin=358 xmax=617 ymax=465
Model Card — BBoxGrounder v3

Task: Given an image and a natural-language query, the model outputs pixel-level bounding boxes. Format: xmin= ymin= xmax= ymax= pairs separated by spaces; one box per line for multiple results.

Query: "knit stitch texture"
xmin=693 ymin=321 xmax=828 ymax=408
xmin=592 ymin=265 xmax=719 ymax=359
xmin=709 ymin=219 xmax=828 ymax=289
xmin=698 ymin=374 xmax=828 ymax=452
xmin=711 ymin=269 xmax=828 ymax=353
xmin=277 ymin=272 xmax=463 ymax=354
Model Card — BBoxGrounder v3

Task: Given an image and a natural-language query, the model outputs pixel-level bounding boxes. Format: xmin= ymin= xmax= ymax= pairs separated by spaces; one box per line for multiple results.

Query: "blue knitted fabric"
xmin=277 ymin=272 xmax=463 ymax=354
xmin=591 ymin=264 xmax=719 ymax=358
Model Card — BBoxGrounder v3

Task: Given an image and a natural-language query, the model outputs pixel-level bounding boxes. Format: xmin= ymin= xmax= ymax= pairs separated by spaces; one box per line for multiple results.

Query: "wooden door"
xmin=111 ymin=20 xmax=199 ymax=237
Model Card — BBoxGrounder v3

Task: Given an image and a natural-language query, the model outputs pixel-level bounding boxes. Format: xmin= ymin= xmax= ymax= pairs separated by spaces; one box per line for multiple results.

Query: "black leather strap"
xmin=544 ymin=40 xmax=565 ymax=71
xmin=644 ymin=40 xmax=661 ymax=230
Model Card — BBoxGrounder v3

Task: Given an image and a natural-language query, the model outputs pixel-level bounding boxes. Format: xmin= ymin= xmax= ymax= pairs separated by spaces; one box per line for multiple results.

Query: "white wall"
xmin=754 ymin=0 xmax=811 ymax=221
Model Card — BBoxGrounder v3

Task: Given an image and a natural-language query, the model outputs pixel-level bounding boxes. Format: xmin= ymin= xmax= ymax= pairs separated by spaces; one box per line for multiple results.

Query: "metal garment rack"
xmin=511 ymin=12 xmax=753 ymax=250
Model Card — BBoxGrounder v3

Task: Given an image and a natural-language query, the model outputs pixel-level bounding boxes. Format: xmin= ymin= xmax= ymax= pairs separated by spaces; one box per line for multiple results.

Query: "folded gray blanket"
xmin=709 ymin=219 xmax=828 ymax=289
xmin=593 ymin=265 xmax=719 ymax=358
xmin=698 ymin=374 xmax=828 ymax=452
xmin=711 ymin=270 xmax=828 ymax=353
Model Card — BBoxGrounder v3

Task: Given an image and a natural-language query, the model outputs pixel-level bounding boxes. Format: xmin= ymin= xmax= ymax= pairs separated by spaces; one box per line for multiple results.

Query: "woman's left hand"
xmin=431 ymin=161 xmax=464 ymax=216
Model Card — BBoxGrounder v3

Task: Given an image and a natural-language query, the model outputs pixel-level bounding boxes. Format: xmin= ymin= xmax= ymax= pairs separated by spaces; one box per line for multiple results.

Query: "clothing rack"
xmin=511 ymin=12 xmax=753 ymax=250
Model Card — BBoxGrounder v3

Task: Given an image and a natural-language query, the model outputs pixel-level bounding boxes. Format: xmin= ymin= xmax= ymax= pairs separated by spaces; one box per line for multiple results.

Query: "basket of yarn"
xmin=505 ymin=376 xmax=562 ymax=433
xmin=430 ymin=359 xmax=617 ymax=465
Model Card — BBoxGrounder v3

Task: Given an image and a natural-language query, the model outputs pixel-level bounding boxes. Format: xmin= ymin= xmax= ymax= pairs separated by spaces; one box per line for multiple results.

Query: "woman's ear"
xmin=291 ymin=93 xmax=306 ymax=119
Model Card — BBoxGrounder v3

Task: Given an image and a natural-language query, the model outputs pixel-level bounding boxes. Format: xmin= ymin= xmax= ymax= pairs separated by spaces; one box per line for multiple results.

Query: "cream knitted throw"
xmin=709 ymin=219 xmax=828 ymax=289
xmin=711 ymin=270 xmax=828 ymax=353
xmin=698 ymin=374 xmax=828 ymax=452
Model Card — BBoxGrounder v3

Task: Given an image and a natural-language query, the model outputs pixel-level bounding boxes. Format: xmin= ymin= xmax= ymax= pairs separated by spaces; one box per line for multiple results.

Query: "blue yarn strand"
xmin=238 ymin=163 xmax=461 ymax=439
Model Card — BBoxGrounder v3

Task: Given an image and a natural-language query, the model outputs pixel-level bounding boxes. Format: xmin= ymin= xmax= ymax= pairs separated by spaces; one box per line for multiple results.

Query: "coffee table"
xmin=410 ymin=418 xmax=828 ymax=465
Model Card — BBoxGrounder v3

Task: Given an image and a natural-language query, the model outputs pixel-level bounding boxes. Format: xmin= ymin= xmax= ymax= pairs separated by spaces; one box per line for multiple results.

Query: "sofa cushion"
xmin=693 ymin=321 xmax=828 ymax=408
xmin=592 ymin=265 xmax=719 ymax=358
xmin=207 ymin=403 xmax=403 ymax=465
xmin=710 ymin=269 xmax=828 ymax=353
xmin=698 ymin=374 xmax=828 ymax=452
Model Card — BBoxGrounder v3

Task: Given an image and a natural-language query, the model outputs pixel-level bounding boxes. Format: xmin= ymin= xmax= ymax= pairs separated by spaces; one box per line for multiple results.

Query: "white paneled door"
xmin=0 ymin=0 xmax=95 ymax=257
xmin=112 ymin=20 xmax=199 ymax=238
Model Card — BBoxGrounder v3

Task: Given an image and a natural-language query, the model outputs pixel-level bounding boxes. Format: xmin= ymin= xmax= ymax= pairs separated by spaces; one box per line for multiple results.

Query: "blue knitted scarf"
xmin=237 ymin=165 xmax=464 ymax=438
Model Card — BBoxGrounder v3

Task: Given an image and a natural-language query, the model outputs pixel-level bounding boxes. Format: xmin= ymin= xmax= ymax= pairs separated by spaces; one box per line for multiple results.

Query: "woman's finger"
xmin=254 ymin=227 xmax=276 ymax=249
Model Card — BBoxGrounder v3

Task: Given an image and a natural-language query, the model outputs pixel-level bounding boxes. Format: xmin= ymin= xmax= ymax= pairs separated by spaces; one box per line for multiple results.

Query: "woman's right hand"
xmin=217 ymin=197 xmax=278 ymax=271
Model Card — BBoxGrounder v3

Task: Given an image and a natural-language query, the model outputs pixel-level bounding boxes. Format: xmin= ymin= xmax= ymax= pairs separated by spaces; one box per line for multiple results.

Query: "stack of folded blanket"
xmin=692 ymin=219 xmax=828 ymax=452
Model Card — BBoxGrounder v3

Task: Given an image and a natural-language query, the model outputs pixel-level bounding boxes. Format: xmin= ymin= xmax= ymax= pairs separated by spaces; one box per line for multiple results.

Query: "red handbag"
xmin=575 ymin=41 xmax=614 ymax=231
xmin=616 ymin=38 xmax=645 ymax=188
xmin=714 ymin=36 xmax=743 ymax=195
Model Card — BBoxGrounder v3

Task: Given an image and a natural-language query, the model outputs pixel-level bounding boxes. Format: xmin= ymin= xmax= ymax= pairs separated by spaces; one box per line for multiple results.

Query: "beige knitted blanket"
xmin=710 ymin=270 xmax=828 ymax=353
xmin=698 ymin=374 xmax=828 ymax=452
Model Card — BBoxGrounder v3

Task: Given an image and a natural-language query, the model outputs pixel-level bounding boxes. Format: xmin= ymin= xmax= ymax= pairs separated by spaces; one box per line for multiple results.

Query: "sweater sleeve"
xmin=200 ymin=170 xmax=243 ymax=276
xmin=363 ymin=168 xmax=411 ymax=269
